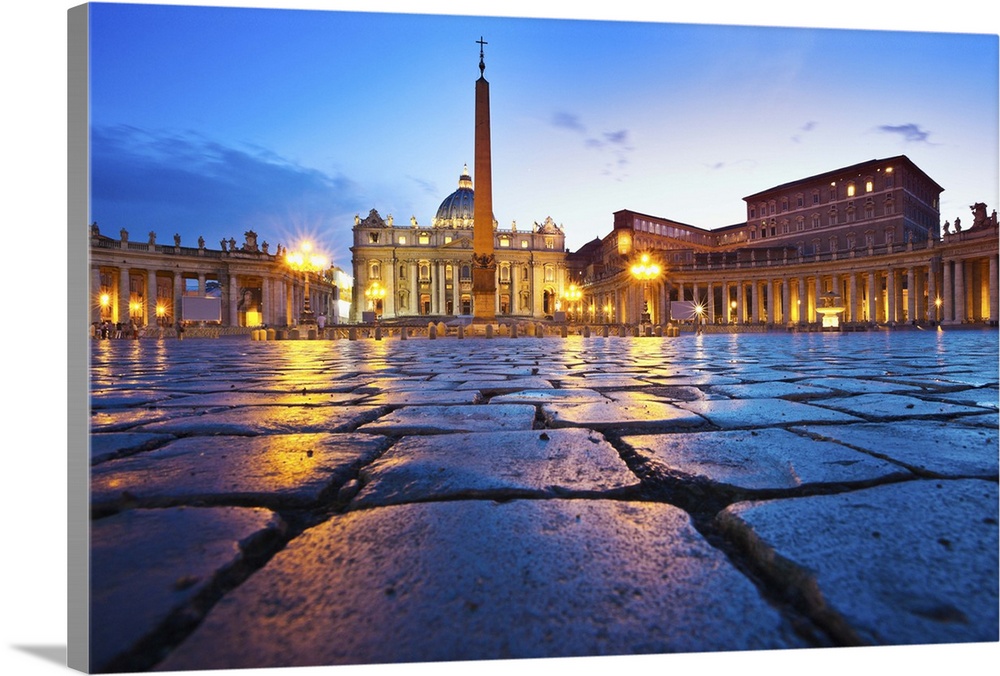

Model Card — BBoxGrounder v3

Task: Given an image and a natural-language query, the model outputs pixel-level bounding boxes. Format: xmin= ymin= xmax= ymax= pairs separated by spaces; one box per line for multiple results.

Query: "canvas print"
xmin=69 ymin=1 xmax=999 ymax=673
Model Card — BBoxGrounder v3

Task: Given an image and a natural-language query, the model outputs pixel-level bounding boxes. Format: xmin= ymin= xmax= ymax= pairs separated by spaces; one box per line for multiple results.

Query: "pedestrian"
xmin=115 ymin=322 xmax=123 ymax=339
xmin=317 ymin=313 xmax=326 ymax=330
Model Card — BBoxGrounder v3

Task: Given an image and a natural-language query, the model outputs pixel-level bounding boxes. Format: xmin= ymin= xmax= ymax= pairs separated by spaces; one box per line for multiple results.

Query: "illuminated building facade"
xmin=89 ymin=224 xmax=351 ymax=331
xmin=576 ymin=156 xmax=999 ymax=328
xmin=349 ymin=166 xmax=570 ymax=322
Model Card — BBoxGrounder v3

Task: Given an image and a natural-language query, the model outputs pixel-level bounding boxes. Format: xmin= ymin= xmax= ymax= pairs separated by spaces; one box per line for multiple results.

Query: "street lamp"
xmin=934 ymin=296 xmax=943 ymax=324
xmin=286 ymin=241 xmax=327 ymax=325
xmin=629 ymin=252 xmax=661 ymax=324
xmin=564 ymin=284 xmax=582 ymax=322
xmin=365 ymin=281 xmax=387 ymax=318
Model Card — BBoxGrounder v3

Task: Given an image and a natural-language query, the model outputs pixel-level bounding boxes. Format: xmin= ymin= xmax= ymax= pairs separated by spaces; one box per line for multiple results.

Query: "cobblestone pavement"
xmin=86 ymin=329 xmax=999 ymax=672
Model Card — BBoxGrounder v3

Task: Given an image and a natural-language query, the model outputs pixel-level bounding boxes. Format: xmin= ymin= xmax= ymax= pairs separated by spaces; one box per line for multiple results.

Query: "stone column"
xmin=145 ymin=269 xmax=157 ymax=327
xmin=173 ymin=271 xmax=183 ymax=325
xmin=927 ymin=261 xmax=938 ymax=323
xmin=886 ymin=268 xmax=897 ymax=323
xmin=797 ymin=277 xmax=806 ymax=323
xmin=118 ymin=267 xmax=131 ymax=324
xmin=866 ymin=271 xmax=877 ymax=323
xmin=738 ymin=282 xmax=747 ymax=324
xmin=286 ymin=278 xmax=294 ymax=326
xmin=813 ymin=275 xmax=823 ymax=323
xmin=707 ymin=281 xmax=715 ymax=324
xmin=989 ymin=255 xmax=998 ymax=322
xmin=781 ymin=278 xmax=790 ymax=325
xmin=942 ymin=259 xmax=953 ymax=323
xmin=953 ymin=259 xmax=965 ymax=323
xmin=91 ymin=267 xmax=103 ymax=325
xmin=750 ymin=281 xmax=760 ymax=323
xmin=848 ymin=273 xmax=857 ymax=323
xmin=906 ymin=267 xmax=916 ymax=324
xmin=229 ymin=275 xmax=239 ymax=327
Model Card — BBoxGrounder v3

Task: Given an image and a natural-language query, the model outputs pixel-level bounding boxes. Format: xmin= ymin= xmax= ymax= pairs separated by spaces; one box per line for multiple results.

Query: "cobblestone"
xmin=87 ymin=329 xmax=1000 ymax=672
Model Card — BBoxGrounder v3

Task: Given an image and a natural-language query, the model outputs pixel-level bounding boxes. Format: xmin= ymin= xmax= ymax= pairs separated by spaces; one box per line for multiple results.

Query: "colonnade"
xmin=582 ymin=250 xmax=999 ymax=327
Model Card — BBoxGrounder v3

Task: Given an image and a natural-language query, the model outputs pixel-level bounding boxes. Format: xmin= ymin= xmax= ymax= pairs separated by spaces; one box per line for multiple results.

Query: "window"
xmin=370 ymin=262 xmax=381 ymax=279
xmin=419 ymin=263 xmax=430 ymax=281
xmin=829 ymin=183 xmax=837 ymax=200
xmin=864 ymin=202 xmax=875 ymax=219
xmin=847 ymin=183 xmax=856 ymax=197
xmin=521 ymin=240 xmax=529 ymax=248
xmin=444 ymin=236 xmax=452 ymax=244
xmin=796 ymin=217 xmax=805 ymax=232
xmin=397 ymin=236 xmax=407 ymax=245
xmin=749 ymin=206 xmax=756 ymax=219
xmin=445 ymin=265 xmax=453 ymax=281
xmin=781 ymin=198 xmax=789 ymax=212
xmin=829 ymin=208 xmax=838 ymax=226
xmin=368 ymin=232 xmax=380 ymax=244
xmin=499 ymin=236 xmax=510 ymax=248
xmin=399 ymin=264 xmax=406 ymax=278
xmin=812 ymin=190 xmax=820 ymax=205
xmin=499 ymin=265 xmax=510 ymax=282
xmin=865 ymin=179 xmax=874 ymax=193
xmin=545 ymin=237 xmax=554 ymax=250
xmin=460 ymin=265 xmax=471 ymax=281
xmin=418 ymin=232 xmax=430 ymax=245
xmin=544 ymin=265 xmax=555 ymax=282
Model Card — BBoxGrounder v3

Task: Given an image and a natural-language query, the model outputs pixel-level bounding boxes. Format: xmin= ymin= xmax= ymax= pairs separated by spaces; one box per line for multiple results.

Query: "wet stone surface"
xmin=86 ymin=330 xmax=1000 ymax=671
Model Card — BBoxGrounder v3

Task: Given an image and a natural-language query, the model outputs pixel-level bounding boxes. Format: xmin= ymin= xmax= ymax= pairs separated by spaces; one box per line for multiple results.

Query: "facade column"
xmin=797 ymin=277 xmax=807 ymax=323
xmin=118 ymin=267 xmax=131 ymax=324
xmin=707 ymin=281 xmax=715 ymax=324
xmin=229 ymin=275 xmax=239 ymax=327
xmin=942 ymin=259 xmax=953 ymax=323
xmin=953 ymin=259 xmax=965 ymax=323
xmin=91 ymin=267 xmax=103 ymax=325
xmin=989 ymin=255 xmax=998 ymax=323
xmin=848 ymin=273 xmax=858 ymax=323
xmin=885 ymin=268 xmax=896 ymax=324
xmin=261 ymin=277 xmax=271 ymax=326
xmin=738 ymin=281 xmax=747 ymax=324
xmin=144 ymin=269 xmax=157 ymax=327
xmin=813 ymin=275 xmax=823 ymax=323
xmin=866 ymin=271 xmax=877 ymax=323
xmin=750 ymin=281 xmax=760 ymax=323
xmin=781 ymin=278 xmax=791 ymax=326
xmin=286 ymin=278 xmax=294 ymax=325
xmin=173 ymin=271 xmax=183 ymax=325
xmin=906 ymin=267 xmax=916 ymax=324
xmin=927 ymin=261 xmax=938 ymax=323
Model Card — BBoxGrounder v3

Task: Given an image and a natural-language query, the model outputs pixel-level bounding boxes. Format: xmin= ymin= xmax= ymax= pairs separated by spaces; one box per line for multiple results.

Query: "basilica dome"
xmin=431 ymin=165 xmax=496 ymax=229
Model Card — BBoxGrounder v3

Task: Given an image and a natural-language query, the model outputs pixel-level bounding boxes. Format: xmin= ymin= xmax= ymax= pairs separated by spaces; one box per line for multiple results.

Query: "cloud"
xmin=876 ymin=123 xmax=932 ymax=143
xmin=551 ymin=111 xmax=587 ymax=133
xmin=90 ymin=125 xmax=362 ymax=262
xmin=550 ymin=112 xmax=632 ymax=180
xmin=791 ymin=120 xmax=817 ymax=144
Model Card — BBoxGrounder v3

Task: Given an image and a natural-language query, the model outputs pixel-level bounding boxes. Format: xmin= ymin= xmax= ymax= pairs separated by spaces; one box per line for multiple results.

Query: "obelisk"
xmin=472 ymin=37 xmax=497 ymax=322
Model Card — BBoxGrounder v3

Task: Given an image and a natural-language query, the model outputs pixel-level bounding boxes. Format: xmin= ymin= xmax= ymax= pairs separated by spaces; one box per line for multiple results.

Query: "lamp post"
xmin=564 ymin=283 xmax=582 ymax=322
xmin=934 ymin=296 xmax=943 ymax=325
xmin=365 ymin=281 xmax=387 ymax=319
xmin=286 ymin=241 xmax=326 ymax=326
xmin=629 ymin=252 xmax=662 ymax=324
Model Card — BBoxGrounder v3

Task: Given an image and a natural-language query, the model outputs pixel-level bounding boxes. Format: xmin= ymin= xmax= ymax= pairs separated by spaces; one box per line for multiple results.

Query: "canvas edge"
xmin=67 ymin=3 xmax=90 ymax=673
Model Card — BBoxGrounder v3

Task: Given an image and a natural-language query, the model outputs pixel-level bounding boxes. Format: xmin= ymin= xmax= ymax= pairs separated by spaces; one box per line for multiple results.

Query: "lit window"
xmin=418 ymin=232 xmax=430 ymax=245
xmin=444 ymin=236 xmax=452 ymax=244
xmin=847 ymin=183 xmax=856 ymax=197
xmin=397 ymin=236 xmax=406 ymax=245
xmin=865 ymin=180 xmax=873 ymax=193
xmin=545 ymin=237 xmax=554 ymax=250
xmin=499 ymin=237 xmax=510 ymax=248
xmin=521 ymin=240 xmax=528 ymax=248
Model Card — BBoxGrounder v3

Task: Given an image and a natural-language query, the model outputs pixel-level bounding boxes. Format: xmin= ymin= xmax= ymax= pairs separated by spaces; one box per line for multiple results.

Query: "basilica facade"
xmin=350 ymin=166 xmax=570 ymax=322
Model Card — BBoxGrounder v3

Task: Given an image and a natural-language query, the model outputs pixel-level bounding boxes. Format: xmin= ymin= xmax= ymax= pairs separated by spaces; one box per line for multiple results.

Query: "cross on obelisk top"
xmin=477 ymin=36 xmax=487 ymax=76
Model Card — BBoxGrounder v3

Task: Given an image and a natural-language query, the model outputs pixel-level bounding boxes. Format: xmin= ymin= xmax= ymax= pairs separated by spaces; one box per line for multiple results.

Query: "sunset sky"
xmin=83 ymin=1 xmax=998 ymax=267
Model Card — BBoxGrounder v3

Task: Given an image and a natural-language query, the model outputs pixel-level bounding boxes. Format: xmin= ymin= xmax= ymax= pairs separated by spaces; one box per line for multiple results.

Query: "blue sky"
xmin=84 ymin=2 xmax=998 ymax=267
